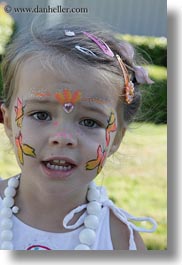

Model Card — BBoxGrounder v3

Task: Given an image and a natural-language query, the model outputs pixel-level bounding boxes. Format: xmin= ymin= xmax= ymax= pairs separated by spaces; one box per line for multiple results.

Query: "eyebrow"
xmin=79 ymin=102 xmax=110 ymax=117
xmin=24 ymin=98 xmax=111 ymax=116
xmin=24 ymin=98 xmax=59 ymax=105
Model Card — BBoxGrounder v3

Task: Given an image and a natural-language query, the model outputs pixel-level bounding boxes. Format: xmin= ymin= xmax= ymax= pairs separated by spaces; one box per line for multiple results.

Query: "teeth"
xmin=52 ymin=160 xmax=67 ymax=164
xmin=46 ymin=162 xmax=72 ymax=171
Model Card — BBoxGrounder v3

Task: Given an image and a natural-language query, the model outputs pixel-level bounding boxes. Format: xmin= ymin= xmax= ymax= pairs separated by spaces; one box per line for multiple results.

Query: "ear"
xmin=108 ymin=127 xmax=126 ymax=157
xmin=1 ymin=104 xmax=13 ymax=143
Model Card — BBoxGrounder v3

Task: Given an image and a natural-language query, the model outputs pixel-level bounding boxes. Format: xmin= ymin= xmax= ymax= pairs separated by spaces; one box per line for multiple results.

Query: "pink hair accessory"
xmin=133 ymin=65 xmax=154 ymax=84
xmin=119 ymin=42 xmax=135 ymax=61
xmin=83 ymin=31 xmax=114 ymax=57
xmin=118 ymin=41 xmax=154 ymax=84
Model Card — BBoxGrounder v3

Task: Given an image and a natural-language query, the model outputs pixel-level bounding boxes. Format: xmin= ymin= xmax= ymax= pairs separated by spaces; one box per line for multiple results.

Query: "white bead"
xmin=4 ymin=186 xmax=16 ymax=197
xmin=87 ymin=188 xmax=100 ymax=202
xmin=79 ymin=228 xmax=96 ymax=246
xmin=0 ymin=207 xmax=13 ymax=218
xmin=12 ymin=206 xmax=19 ymax=214
xmin=2 ymin=197 xmax=14 ymax=208
xmin=8 ymin=177 xmax=19 ymax=188
xmin=0 ymin=218 xmax=13 ymax=229
xmin=74 ymin=244 xmax=90 ymax=250
xmin=84 ymin=215 xmax=99 ymax=230
xmin=87 ymin=201 xmax=101 ymax=216
xmin=0 ymin=241 xmax=13 ymax=250
xmin=88 ymin=181 xmax=97 ymax=189
xmin=0 ymin=230 xmax=13 ymax=241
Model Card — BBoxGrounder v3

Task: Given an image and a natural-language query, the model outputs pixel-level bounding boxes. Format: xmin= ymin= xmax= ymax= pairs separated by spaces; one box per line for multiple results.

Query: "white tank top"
xmin=0 ymin=186 xmax=157 ymax=250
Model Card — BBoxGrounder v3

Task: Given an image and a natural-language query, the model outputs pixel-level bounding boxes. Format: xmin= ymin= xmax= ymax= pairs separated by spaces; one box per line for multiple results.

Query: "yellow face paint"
xmin=15 ymin=132 xmax=36 ymax=165
xmin=105 ymin=112 xmax=117 ymax=147
xmin=14 ymin=98 xmax=25 ymax=128
xmin=86 ymin=145 xmax=107 ymax=175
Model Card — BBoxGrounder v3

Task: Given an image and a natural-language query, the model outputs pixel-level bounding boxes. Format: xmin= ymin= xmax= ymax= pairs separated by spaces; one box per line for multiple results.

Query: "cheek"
xmin=14 ymin=131 xmax=36 ymax=166
xmin=85 ymin=144 xmax=108 ymax=175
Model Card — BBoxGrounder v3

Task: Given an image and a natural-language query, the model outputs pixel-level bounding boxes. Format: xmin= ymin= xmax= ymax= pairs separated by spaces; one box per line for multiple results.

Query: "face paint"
xmin=15 ymin=132 xmax=36 ymax=165
xmin=53 ymin=121 xmax=59 ymax=126
xmin=86 ymin=145 xmax=107 ymax=175
xmin=15 ymin=133 xmax=24 ymax=165
xmin=55 ymin=131 xmax=72 ymax=138
xmin=54 ymin=89 xmax=82 ymax=113
xmin=14 ymin=98 xmax=25 ymax=128
xmin=81 ymin=97 xmax=109 ymax=105
xmin=105 ymin=112 xmax=117 ymax=147
xmin=33 ymin=92 xmax=51 ymax=97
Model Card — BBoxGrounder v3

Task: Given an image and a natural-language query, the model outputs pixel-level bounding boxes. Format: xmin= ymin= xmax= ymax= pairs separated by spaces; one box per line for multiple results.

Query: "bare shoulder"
xmin=110 ymin=210 xmax=147 ymax=250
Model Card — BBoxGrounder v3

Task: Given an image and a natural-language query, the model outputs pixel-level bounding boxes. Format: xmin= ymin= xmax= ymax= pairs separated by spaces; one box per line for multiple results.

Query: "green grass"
xmin=0 ymin=123 xmax=167 ymax=250
xmin=0 ymin=125 xmax=20 ymax=178
xmin=96 ymin=123 xmax=167 ymax=250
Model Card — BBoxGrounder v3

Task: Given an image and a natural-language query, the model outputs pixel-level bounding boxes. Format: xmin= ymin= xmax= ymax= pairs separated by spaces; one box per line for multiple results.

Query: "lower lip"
xmin=41 ymin=162 xmax=76 ymax=179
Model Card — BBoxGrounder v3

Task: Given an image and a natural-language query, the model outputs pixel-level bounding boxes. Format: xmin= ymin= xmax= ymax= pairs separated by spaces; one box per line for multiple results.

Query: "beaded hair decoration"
xmin=115 ymin=54 xmax=135 ymax=104
xmin=81 ymin=31 xmax=135 ymax=104
xmin=77 ymin=31 xmax=153 ymax=104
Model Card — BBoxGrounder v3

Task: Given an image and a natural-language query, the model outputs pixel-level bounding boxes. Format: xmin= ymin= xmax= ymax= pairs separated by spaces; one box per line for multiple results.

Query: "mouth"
xmin=43 ymin=159 xmax=76 ymax=170
xmin=41 ymin=157 xmax=77 ymax=178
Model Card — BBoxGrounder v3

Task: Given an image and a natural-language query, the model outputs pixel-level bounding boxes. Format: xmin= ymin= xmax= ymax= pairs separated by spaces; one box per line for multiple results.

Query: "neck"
xmin=15 ymin=177 xmax=89 ymax=232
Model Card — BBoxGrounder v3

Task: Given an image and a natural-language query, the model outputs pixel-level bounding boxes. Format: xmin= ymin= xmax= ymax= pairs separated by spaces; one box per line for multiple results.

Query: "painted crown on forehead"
xmin=54 ymin=89 xmax=82 ymax=113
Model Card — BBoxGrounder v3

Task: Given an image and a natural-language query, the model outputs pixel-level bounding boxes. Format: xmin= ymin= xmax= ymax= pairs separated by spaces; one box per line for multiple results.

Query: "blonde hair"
xmin=1 ymin=20 xmax=141 ymax=124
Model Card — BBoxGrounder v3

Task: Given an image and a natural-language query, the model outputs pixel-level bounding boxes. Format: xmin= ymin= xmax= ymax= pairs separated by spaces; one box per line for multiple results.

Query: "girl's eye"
xmin=79 ymin=119 xmax=100 ymax=128
xmin=31 ymin=112 xmax=51 ymax=121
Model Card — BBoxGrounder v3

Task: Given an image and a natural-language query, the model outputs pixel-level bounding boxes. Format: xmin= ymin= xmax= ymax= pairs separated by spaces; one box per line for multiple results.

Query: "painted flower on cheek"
xmin=105 ymin=112 xmax=117 ymax=147
xmin=15 ymin=132 xmax=36 ymax=165
xmin=86 ymin=145 xmax=107 ymax=175
xmin=14 ymin=97 xmax=25 ymax=128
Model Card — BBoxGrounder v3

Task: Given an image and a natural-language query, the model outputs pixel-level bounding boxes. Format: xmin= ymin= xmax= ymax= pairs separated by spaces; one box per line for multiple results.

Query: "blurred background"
xmin=0 ymin=0 xmax=167 ymax=250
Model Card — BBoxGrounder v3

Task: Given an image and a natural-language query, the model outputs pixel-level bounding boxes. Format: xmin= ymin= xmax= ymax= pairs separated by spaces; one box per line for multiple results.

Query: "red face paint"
xmin=53 ymin=121 xmax=59 ymax=126
xmin=105 ymin=112 xmax=117 ymax=147
xmin=15 ymin=132 xmax=36 ymax=165
xmin=86 ymin=145 xmax=107 ymax=175
xmin=14 ymin=98 xmax=25 ymax=128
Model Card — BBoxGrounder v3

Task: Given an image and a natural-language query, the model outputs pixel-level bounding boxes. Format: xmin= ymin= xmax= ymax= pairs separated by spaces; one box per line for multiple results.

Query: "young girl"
xmin=0 ymin=21 xmax=157 ymax=250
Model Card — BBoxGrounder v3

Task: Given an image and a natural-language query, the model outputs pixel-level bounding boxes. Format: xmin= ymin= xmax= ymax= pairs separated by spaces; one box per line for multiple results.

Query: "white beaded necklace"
xmin=0 ymin=175 xmax=102 ymax=250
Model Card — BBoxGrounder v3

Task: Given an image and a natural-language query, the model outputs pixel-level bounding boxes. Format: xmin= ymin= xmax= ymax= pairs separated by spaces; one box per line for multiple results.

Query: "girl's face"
xmin=2 ymin=58 xmax=124 ymax=194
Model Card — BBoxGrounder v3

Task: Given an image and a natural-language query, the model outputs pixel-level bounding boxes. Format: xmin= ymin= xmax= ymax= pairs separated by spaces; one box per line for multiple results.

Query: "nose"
xmin=49 ymin=131 xmax=78 ymax=148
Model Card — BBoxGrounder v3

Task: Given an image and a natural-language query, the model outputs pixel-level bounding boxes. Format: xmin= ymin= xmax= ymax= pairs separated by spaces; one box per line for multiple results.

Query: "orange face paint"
xmin=105 ymin=112 xmax=117 ymax=147
xmin=14 ymin=98 xmax=25 ymax=128
xmin=33 ymin=92 xmax=51 ymax=97
xmin=86 ymin=145 xmax=107 ymax=175
xmin=15 ymin=132 xmax=36 ymax=165
xmin=55 ymin=89 xmax=82 ymax=113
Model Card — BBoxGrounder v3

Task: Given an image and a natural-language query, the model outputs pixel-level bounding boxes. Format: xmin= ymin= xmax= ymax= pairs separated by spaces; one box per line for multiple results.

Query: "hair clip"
xmin=116 ymin=54 xmax=135 ymax=104
xmin=133 ymin=65 xmax=154 ymax=84
xmin=64 ymin=30 xmax=75 ymax=37
xmin=75 ymin=45 xmax=97 ymax=57
xmin=83 ymin=31 xmax=114 ymax=57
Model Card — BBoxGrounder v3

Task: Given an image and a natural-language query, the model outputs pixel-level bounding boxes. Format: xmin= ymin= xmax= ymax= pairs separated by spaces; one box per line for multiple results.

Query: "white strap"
xmin=63 ymin=204 xmax=87 ymax=229
xmin=63 ymin=185 xmax=157 ymax=250
xmin=103 ymin=199 xmax=157 ymax=233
